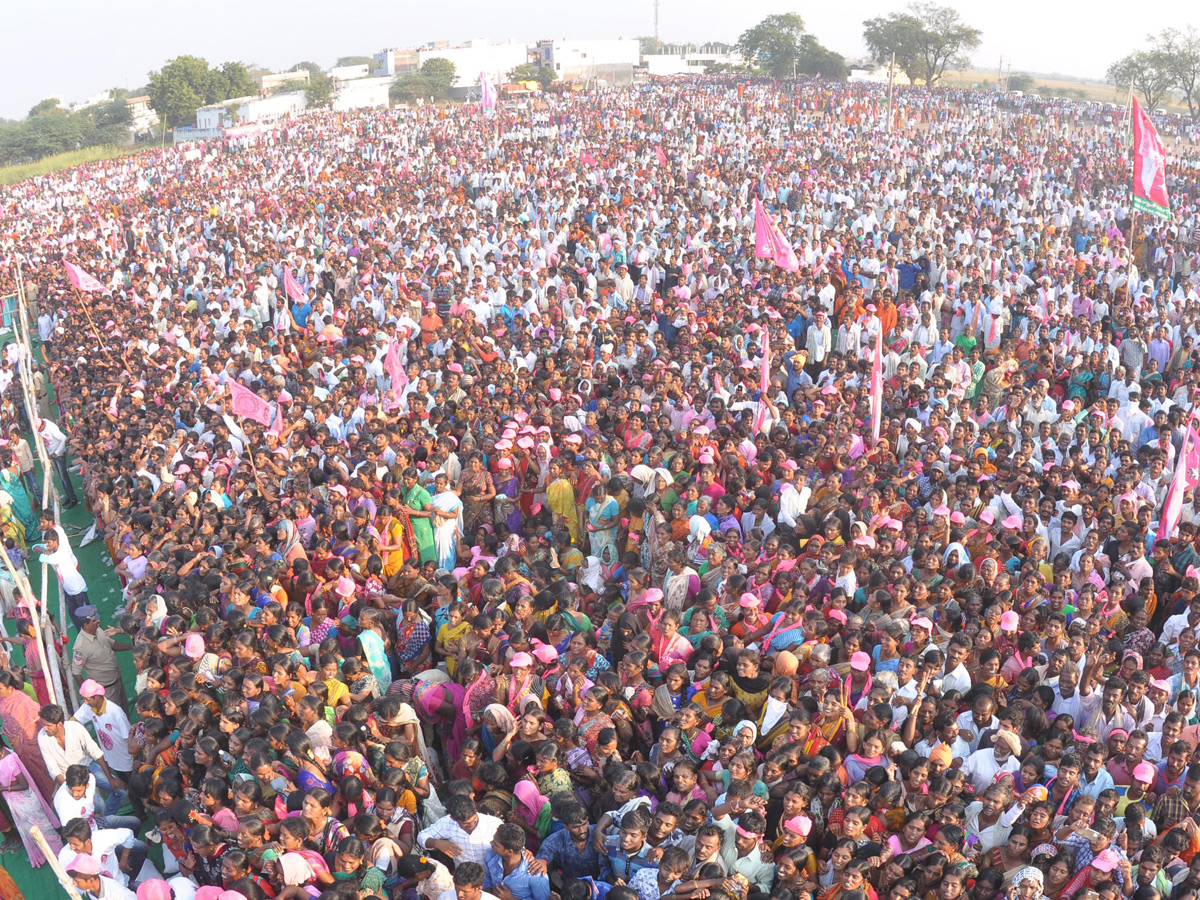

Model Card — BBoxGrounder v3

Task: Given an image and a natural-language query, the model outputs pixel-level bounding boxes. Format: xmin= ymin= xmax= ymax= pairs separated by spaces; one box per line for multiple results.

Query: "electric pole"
xmin=654 ymin=0 xmax=660 ymax=50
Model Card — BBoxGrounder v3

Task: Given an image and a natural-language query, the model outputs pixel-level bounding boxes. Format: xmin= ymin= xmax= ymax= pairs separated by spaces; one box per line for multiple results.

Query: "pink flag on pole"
xmin=581 ymin=151 xmax=598 ymax=167
xmin=383 ymin=339 xmax=406 ymax=397
xmin=283 ymin=268 xmax=305 ymax=304
xmin=1158 ymin=424 xmax=1200 ymax=541
xmin=753 ymin=199 xmax=800 ymax=273
xmin=63 ymin=261 xmax=107 ymax=293
xmin=870 ymin=326 xmax=883 ymax=447
xmin=751 ymin=328 xmax=771 ymax=434
xmin=1132 ymin=97 xmax=1171 ymax=219
xmin=480 ymin=73 xmax=498 ymax=111
xmin=227 ymin=379 xmax=274 ymax=427
xmin=655 ymin=144 xmax=668 ymax=167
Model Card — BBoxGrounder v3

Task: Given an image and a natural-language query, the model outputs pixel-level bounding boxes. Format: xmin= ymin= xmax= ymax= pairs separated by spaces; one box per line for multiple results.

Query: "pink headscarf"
xmin=513 ymin=780 xmax=549 ymax=828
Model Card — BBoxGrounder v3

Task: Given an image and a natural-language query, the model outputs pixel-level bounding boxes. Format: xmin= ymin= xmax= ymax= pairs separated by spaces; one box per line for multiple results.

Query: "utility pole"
xmin=654 ymin=0 xmax=660 ymax=50
xmin=886 ymin=51 xmax=896 ymax=133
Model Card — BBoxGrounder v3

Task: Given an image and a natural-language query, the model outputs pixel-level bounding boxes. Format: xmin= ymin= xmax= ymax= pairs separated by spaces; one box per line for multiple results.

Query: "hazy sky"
xmin=0 ymin=0 xmax=1177 ymax=120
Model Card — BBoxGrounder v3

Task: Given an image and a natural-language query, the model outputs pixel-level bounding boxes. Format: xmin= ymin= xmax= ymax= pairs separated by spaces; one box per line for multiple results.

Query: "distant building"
xmin=258 ymin=70 xmax=310 ymax=93
xmin=126 ymin=96 xmax=159 ymax=135
xmin=535 ymin=38 xmax=639 ymax=83
xmin=847 ymin=60 xmax=910 ymax=85
xmin=375 ymin=39 xmax=529 ymax=87
xmin=177 ymin=91 xmax=306 ymax=142
xmin=333 ymin=76 xmax=394 ymax=111
xmin=330 ymin=64 xmax=371 ymax=82
xmin=643 ymin=44 xmax=743 ymax=77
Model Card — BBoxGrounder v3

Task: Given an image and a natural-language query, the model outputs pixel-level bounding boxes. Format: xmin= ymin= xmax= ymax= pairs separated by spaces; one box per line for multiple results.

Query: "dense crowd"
xmin=0 ymin=76 xmax=1197 ymax=900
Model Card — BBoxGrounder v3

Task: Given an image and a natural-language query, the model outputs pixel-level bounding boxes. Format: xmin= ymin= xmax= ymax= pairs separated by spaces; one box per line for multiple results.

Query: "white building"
xmin=535 ymin=38 xmax=639 ymax=83
xmin=179 ymin=91 xmax=306 ymax=142
xmin=258 ymin=70 xmax=309 ymax=92
xmin=333 ymin=76 xmax=393 ymax=111
xmin=643 ymin=44 xmax=743 ymax=77
xmin=375 ymin=40 xmax=529 ymax=88
xmin=125 ymin=96 xmax=159 ymax=136
xmin=330 ymin=64 xmax=371 ymax=82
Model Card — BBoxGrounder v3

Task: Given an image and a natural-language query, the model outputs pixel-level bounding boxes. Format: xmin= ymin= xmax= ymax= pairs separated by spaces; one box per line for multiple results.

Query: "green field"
xmin=0 ymin=145 xmax=142 ymax=185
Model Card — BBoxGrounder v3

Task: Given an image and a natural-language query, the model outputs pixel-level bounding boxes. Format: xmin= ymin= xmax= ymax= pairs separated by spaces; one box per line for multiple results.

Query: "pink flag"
xmin=227 ymin=379 xmax=274 ymax=427
xmin=63 ymin=260 xmax=107 ymax=293
xmin=480 ymin=73 xmax=498 ymax=111
xmin=283 ymin=268 xmax=305 ymax=304
xmin=268 ymin=396 xmax=287 ymax=437
xmin=1158 ymin=424 xmax=1200 ymax=542
xmin=581 ymin=151 xmax=598 ymax=167
xmin=870 ymin=326 xmax=883 ymax=447
xmin=655 ymin=145 xmax=668 ymax=167
xmin=1132 ymin=98 xmax=1171 ymax=219
xmin=751 ymin=328 xmax=771 ymax=434
xmin=383 ymin=339 xmax=406 ymax=397
xmin=753 ymin=199 xmax=800 ymax=273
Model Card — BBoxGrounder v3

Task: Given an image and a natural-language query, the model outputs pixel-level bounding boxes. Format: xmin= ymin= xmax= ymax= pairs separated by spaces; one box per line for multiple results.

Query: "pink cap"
xmin=79 ymin=679 xmax=105 ymax=699
xmin=1133 ymin=762 xmax=1157 ymax=783
xmin=933 ymin=505 xmax=950 ymax=516
xmin=850 ymin=651 xmax=871 ymax=672
xmin=1151 ymin=679 xmax=1173 ymax=693
xmin=510 ymin=652 xmax=534 ymax=668
xmin=911 ymin=616 xmax=934 ymax=632
xmin=698 ymin=454 xmax=716 ymax=465
xmin=335 ymin=575 xmax=357 ymax=597
xmin=532 ymin=644 xmax=558 ymax=664
xmin=739 ymin=593 xmax=760 ymax=609
xmin=828 ymin=609 xmax=847 ymax=624
xmin=185 ymin=633 xmax=206 ymax=659
xmin=1001 ymin=515 xmax=1022 ymax=529
xmin=67 ymin=854 xmax=101 ymax=876
xmin=643 ymin=588 xmax=664 ymax=605
xmin=137 ymin=882 xmax=174 ymax=900
xmin=949 ymin=511 xmax=966 ymax=525
xmin=979 ymin=509 xmax=996 ymax=524
xmin=784 ymin=815 xmax=813 ymax=837
xmin=495 ymin=440 xmax=513 ymax=450
xmin=780 ymin=460 xmax=798 ymax=471
xmin=999 ymin=611 xmax=1020 ymax=631
xmin=1092 ymin=850 xmax=1120 ymax=873
xmin=517 ymin=437 xmax=535 ymax=450
xmin=497 ymin=458 xmax=513 ymax=469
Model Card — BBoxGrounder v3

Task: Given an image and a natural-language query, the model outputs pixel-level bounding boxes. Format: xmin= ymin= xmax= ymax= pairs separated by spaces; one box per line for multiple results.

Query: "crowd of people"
xmin=0 ymin=76 xmax=1196 ymax=900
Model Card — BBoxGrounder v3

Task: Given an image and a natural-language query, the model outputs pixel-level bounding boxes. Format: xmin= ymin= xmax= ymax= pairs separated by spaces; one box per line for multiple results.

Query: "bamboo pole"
xmin=30 ymin=826 xmax=85 ymax=900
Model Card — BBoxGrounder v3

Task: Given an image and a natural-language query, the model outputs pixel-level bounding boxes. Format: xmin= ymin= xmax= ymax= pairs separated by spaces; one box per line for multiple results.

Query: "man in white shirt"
xmin=60 ymin=816 xmax=154 ymax=888
xmin=961 ymin=731 xmax=1021 ymax=793
xmin=73 ymin=680 xmax=135 ymax=783
xmin=34 ymin=527 xmax=90 ymax=628
xmin=419 ymin=796 xmax=503 ymax=865
xmin=38 ymin=704 xmax=125 ymax=816
xmin=34 ymin=416 xmax=78 ymax=507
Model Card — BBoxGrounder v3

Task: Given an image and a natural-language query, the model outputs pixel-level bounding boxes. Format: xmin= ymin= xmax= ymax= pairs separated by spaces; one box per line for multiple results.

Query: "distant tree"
xmin=1108 ymin=49 xmax=1174 ymax=110
xmin=290 ymin=61 xmax=323 ymax=74
xmin=1158 ymin=27 xmax=1200 ymax=118
xmin=863 ymin=3 xmax=981 ymax=86
xmin=420 ymin=58 xmax=458 ymax=94
xmin=217 ymin=62 xmax=256 ymax=99
xmin=305 ymin=69 xmax=334 ymax=108
xmin=147 ymin=55 xmax=215 ymax=127
xmin=796 ymin=34 xmax=848 ymax=80
xmin=27 ymin=98 xmax=62 ymax=118
xmin=639 ymin=35 xmax=660 ymax=56
xmin=508 ymin=63 xmax=557 ymax=89
xmin=1007 ymin=72 xmax=1035 ymax=92
xmin=736 ymin=13 xmax=808 ymax=77
xmin=336 ymin=55 xmax=376 ymax=69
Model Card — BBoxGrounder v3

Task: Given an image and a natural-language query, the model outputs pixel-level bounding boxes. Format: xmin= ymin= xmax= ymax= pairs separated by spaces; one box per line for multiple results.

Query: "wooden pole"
xmin=886 ymin=52 xmax=896 ymax=133
xmin=30 ymin=826 xmax=85 ymax=900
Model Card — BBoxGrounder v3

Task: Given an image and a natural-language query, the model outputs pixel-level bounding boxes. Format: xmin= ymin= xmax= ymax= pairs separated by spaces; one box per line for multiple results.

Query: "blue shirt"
xmin=535 ymin=826 xmax=602 ymax=880
xmin=483 ymin=851 xmax=550 ymax=900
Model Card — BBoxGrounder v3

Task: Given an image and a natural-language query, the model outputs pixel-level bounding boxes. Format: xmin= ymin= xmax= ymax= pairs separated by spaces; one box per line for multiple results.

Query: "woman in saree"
xmin=457 ymin=453 xmax=495 ymax=538
xmin=429 ymin=474 xmax=464 ymax=571
xmin=0 ymin=744 xmax=59 ymax=861
xmin=479 ymin=703 xmax=518 ymax=759
xmin=0 ymin=465 xmax=35 ymax=543
xmin=573 ymin=687 xmax=616 ymax=760
xmin=574 ymin=459 xmax=603 ymax=553
xmin=0 ymin=492 xmax=26 ymax=553
xmin=512 ymin=779 xmax=554 ymax=845
xmin=400 ymin=467 xmax=437 ymax=565
xmin=459 ymin=660 xmax=497 ymax=735
xmin=276 ymin=519 xmax=308 ymax=567
xmin=357 ymin=609 xmax=392 ymax=694
xmin=493 ymin=459 xmax=523 ymax=534
xmin=394 ymin=600 xmax=432 ymax=677
xmin=412 ymin=675 xmax=467 ymax=772
xmin=585 ymin=482 xmax=620 ymax=570
xmin=0 ymin=670 xmax=56 ymax=802
xmin=546 ymin=458 xmax=579 ymax=543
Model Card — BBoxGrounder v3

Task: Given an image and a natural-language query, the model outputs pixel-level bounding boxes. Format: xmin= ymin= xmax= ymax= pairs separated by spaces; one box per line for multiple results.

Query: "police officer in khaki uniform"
xmin=71 ymin=605 xmax=130 ymax=709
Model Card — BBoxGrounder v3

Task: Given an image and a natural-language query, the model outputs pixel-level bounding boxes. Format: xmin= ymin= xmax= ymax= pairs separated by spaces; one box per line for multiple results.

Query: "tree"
xmin=148 ymin=56 xmax=213 ymax=127
xmin=218 ymin=62 xmax=255 ymax=99
xmin=1108 ymin=49 xmax=1174 ymax=110
xmin=1006 ymin=73 xmax=1035 ymax=93
xmin=796 ymin=34 xmax=848 ymax=80
xmin=508 ymin=62 xmax=557 ymax=89
xmin=863 ymin=3 xmax=981 ymax=86
xmin=27 ymin=98 xmax=62 ymax=118
xmin=336 ymin=55 xmax=376 ymax=69
xmin=736 ymin=13 xmax=808 ymax=78
xmin=420 ymin=58 xmax=458 ymax=94
xmin=305 ymin=69 xmax=334 ymax=108
xmin=638 ymin=35 xmax=659 ymax=56
xmin=1159 ymin=27 xmax=1200 ymax=118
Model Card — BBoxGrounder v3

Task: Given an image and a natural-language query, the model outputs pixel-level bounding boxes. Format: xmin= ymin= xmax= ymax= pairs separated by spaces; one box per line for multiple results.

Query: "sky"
xmin=0 ymin=0 xmax=1177 ymax=120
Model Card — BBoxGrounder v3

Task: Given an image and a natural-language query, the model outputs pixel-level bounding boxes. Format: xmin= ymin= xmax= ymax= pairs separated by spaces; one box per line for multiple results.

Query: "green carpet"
xmin=0 ymin=433 xmax=139 ymax=894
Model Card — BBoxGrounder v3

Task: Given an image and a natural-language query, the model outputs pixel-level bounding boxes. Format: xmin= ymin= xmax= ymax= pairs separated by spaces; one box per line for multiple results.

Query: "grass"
xmin=0 ymin=145 xmax=143 ymax=185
